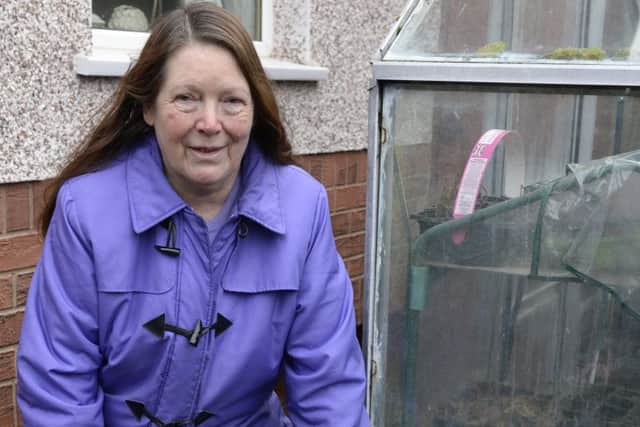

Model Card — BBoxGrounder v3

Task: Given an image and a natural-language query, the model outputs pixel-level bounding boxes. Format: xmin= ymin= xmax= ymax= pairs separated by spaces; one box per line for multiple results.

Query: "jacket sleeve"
xmin=17 ymin=186 xmax=104 ymax=426
xmin=283 ymin=188 xmax=370 ymax=427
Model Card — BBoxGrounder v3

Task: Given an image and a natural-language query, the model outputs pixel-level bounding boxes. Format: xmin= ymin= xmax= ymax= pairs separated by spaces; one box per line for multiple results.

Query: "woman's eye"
xmin=226 ymin=97 xmax=245 ymax=105
xmin=175 ymin=94 xmax=195 ymax=102
xmin=174 ymin=94 xmax=198 ymax=112
xmin=222 ymin=98 xmax=247 ymax=113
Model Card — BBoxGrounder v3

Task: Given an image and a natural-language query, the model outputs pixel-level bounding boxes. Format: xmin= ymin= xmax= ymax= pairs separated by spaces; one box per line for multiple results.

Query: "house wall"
xmin=0 ymin=0 xmax=404 ymax=182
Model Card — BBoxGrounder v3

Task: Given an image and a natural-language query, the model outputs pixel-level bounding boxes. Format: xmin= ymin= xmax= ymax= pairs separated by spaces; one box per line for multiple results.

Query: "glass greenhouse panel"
xmin=386 ymin=0 xmax=640 ymax=63
xmin=373 ymin=83 xmax=640 ymax=426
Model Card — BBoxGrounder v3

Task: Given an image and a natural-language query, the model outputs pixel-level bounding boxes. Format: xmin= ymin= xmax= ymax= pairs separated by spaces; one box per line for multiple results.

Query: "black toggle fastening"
xmin=126 ymin=400 xmax=214 ymax=426
xmin=238 ymin=220 xmax=248 ymax=238
xmin=143 ymin=313 xmax=232 ymax=346
xmin=155 ymin=218 xmax=181 ymax=257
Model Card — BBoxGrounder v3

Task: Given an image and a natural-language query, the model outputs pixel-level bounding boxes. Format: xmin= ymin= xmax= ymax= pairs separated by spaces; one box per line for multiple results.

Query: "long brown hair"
xmin=41 ymin=3 xmax=293 ymax=235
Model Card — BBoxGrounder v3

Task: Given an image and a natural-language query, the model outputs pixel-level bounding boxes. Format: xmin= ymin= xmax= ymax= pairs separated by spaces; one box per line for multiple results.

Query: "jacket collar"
xmin=127 ymin=134 xmax=285 ymax=235
xmin=236 ymin=140 xmax=285 ymax=234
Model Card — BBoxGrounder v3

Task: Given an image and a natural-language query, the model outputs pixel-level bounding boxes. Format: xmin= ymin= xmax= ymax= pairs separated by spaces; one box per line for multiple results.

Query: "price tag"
xmin=452 ymin=129 xmax=513 ymax=244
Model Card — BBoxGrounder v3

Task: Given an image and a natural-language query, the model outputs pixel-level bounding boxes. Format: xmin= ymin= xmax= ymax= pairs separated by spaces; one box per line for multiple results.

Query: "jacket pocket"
xmin=221 ymin=280 xmax=298 ymax=294
xmin=97 ymin=279 xmax=174 ymax=294
xmin=96 ymin=255 xmax=177 ymax=294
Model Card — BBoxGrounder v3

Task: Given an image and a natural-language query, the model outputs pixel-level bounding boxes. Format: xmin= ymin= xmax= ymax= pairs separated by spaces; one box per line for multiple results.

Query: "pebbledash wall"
xmin=0 ymin=0 xmax=405 ymax=424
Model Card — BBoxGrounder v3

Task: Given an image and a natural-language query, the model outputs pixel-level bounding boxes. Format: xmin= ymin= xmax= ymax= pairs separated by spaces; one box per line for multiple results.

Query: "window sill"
xmin=73 ymin=52 xmax=329 ymax=81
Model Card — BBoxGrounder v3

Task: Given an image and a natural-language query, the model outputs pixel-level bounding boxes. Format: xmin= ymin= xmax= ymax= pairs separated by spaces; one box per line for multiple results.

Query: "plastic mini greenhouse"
xmin=364 ymin=1 xmax=640 ymax=426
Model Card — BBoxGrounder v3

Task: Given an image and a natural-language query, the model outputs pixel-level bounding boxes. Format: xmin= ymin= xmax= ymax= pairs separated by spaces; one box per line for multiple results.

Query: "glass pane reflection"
xmin=387 ymin=0 xmax=640 ymax=63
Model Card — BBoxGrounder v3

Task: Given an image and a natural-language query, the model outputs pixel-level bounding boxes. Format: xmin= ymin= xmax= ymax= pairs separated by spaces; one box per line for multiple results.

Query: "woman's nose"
xmin=195 ymin=103 xmax=222 ymax=134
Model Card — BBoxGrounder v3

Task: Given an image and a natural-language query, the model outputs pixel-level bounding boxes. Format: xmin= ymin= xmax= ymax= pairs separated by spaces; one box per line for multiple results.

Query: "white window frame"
xmin=92 ymin=0 xmax=273 ymax=57
xmin=77 ymin=0 xmax=329 ymax=81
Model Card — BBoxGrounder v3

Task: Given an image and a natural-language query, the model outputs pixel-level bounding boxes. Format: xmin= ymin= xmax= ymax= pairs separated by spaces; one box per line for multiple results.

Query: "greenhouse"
xmin=364 ymin=0 xmax=640 ymax=426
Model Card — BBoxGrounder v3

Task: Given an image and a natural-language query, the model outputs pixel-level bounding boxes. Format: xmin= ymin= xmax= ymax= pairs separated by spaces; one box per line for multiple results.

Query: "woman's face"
xmin=144 ymin=42 xmax=254 ymax=201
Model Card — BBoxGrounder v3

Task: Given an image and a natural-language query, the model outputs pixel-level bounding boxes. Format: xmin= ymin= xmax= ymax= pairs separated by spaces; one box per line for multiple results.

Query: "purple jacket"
xmin=17 ymin=136 xmax=369 ymax=426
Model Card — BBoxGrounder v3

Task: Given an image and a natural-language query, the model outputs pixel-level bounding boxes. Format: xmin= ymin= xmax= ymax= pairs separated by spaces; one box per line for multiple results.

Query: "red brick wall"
xmin=0 ymin=150 xmax=367 ymax=425
xmin=0 ymin=181 xmax=46 ymax=426
xmin=296 ymin=150 xmax=368 ymax=324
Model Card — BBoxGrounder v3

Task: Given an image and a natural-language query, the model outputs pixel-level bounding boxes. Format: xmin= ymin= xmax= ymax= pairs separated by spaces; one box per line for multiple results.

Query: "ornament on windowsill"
xmin=92 ymin=13 xmax=106 ymax=29
xmin=108 ymin=5 xmax=149 ymax=32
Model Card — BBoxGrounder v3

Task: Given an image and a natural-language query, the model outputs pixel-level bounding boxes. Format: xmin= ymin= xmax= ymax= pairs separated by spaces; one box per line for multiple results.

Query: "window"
xmin=91 ymin=0 xmax=272 ymax=57
xmin=78 ymin=0 xmax=327 ymax=79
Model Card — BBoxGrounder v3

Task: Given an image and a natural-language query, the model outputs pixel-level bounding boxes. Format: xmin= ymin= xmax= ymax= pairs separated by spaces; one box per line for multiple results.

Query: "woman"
xmin=17 ymin=4 xmax=369 ymax=426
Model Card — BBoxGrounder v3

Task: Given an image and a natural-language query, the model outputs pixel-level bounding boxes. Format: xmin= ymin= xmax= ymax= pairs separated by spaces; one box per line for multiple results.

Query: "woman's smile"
xmin=143 ymin=41 xmax=254 ymax=206
xmin=189 ymin=144 xmax=227 ymax=157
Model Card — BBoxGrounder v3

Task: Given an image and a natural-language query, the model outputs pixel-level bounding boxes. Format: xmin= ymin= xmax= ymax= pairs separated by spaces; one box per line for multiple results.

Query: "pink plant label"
xmin=452 ymin=129 xmax=512 ymax=245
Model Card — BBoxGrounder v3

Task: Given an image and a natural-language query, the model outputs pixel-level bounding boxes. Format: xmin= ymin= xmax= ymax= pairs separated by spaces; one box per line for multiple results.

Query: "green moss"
xmin=477 ymin=41 xmax=506 ymax=57
xmin=581 ymin=47 xmax=607 ymax=60
xmin=613 ymin=48 xmax=630 ymax=59
xmin=544 ymin=47 xmax=577 ymax=59
xmin=544 ymin=47 xmax=606 ymax=60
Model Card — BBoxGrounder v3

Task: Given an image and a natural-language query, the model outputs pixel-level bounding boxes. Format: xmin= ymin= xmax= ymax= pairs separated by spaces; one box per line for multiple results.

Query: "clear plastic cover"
xmin=408 ymin=151 xmax=640 ymax=426
xmin=416 ymin=151 xmax=640 ymax=315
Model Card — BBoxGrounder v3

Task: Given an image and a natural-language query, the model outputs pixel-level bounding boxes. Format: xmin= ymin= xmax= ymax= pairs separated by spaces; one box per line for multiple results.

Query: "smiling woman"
xmin=143 ymin=42 xmax=255 ymax=219
xmin=17 ymin=3 xmax=369 ymax=426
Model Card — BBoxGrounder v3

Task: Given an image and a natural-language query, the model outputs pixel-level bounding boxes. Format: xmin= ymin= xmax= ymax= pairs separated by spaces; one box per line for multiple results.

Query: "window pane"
xmin=386 ymin=0 xmax=640 ymax=64
xmin=92 ymin=0 xmax=261 ymax=40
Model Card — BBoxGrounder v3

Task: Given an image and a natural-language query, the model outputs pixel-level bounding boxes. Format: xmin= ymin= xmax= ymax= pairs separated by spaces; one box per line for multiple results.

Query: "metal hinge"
xmin=380 ymin=125 xmax=388 ymax=144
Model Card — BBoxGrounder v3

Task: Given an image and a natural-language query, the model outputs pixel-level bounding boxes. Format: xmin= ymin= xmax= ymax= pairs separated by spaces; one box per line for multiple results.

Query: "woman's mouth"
xmin=192 ymin=146 xmax=221 ymax=153
xmin=190 ymin=145 xmax=226 ymax=155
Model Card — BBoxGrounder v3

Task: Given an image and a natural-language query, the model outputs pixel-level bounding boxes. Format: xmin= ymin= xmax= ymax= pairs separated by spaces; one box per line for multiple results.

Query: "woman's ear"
xmin=143 ymin=104 xmax=155 ymax=127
